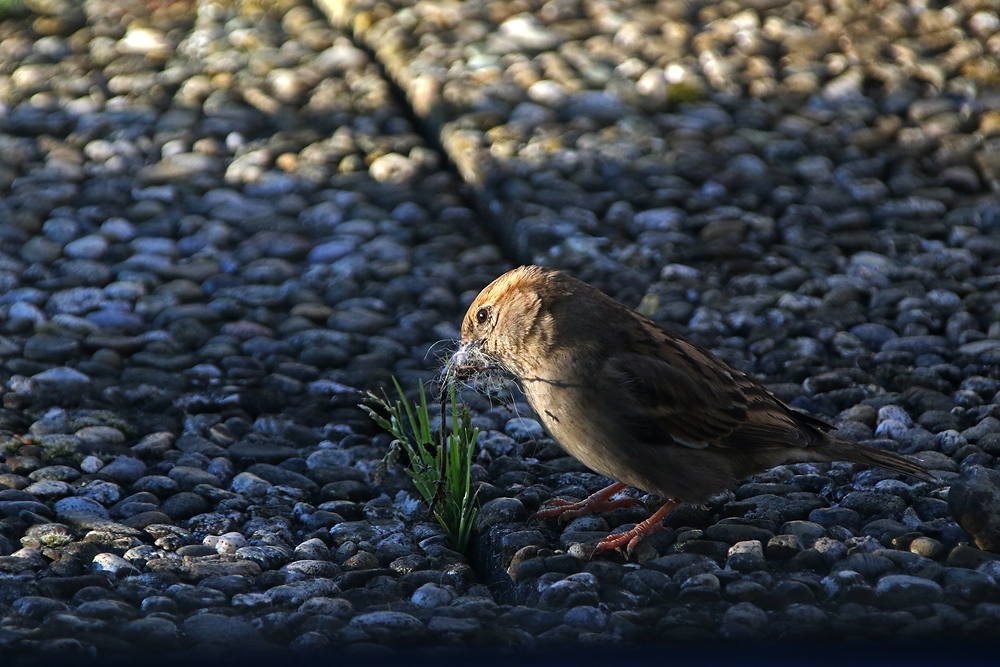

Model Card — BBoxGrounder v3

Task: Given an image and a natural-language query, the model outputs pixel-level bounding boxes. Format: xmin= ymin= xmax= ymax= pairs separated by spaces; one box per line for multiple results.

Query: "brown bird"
xmin=447 ymin=265 xmax=936 ymax=557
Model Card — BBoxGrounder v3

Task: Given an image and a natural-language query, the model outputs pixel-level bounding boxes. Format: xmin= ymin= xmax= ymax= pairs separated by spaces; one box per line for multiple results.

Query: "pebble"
xmin=78 ymin=480 xmax=122 ymax=505
xmin=79 ymin=457 xmax=105 ymax=474
xmin=24 ymin=480 xmax=73 ymax=499
xmin=504 ymin=417 xmax=545 ymax=441
xmin=98 ymin=458 xmax=146 ymax=484
xmin=720 ymin=601 xmax=769 ymax=638
xmin=230 ymin=472 xmax=273 ymax=497
xmin=348 ymin=611 xmax=425 ymax=642
xmin=203 ymin=532 xmax=250 ymax=558
xmin=876 ymin=575 xmax=944 ymax=608
xmin=411 ymin=582 xmax=455 ymax=609
xmin=948 ymin=466 xmax=1000 ymax=552
xmin=53 ymin=496 xmax=110 ymax=520
xmin=181 ymin=613 xmax=261 ymax=644
xmin=92 ymin=553 xmax=134 ymax=577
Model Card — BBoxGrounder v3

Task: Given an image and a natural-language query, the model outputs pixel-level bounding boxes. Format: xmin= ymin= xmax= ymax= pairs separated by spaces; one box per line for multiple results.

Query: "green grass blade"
xmin=365 ymin=376 xmax=479 ymax=553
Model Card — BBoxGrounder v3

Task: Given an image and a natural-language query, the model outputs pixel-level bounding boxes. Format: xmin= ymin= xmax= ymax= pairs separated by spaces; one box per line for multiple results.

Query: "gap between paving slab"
xmin=314 ymin=0 xmax=534 ymax=262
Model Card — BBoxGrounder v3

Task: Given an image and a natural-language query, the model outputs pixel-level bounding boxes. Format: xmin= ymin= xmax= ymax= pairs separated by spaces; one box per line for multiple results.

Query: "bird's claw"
xmin=591 ymin=520 xmax=663 ymax=559
xmin=590 ymin=499 xmax=680 ymax=560
xmin=530 ymin=494 xmax=644 ymax=525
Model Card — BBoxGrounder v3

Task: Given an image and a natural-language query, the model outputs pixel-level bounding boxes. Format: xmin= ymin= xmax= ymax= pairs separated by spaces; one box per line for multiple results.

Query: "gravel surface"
xmin=2 ymin=0 xmax=1000 ymax=655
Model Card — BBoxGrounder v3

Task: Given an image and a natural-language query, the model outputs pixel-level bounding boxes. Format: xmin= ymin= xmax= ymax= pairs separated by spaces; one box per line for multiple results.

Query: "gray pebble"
xmin=948 ymin=465 xmax=1000 ymax=552
xmin=54 ymin=496 xmax=110 ymax=520
xmin=182 ymin=613 xmax=261 ymax=644
xmin=411 ymin=582 xmax=455 ymax=609
xmin=504 ymin=417 xmax=544 ymax=441
xmin=349 ymin=611 xmax=425 ymax=641
xmin=876 ymin=574 xmax=944 ymax=608
xmin=98 ymin=457 xmax=146 ymax=484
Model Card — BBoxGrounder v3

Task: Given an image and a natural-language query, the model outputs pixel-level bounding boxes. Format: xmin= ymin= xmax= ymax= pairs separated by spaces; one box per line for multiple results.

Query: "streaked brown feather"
xmin=605 ymin=322 xmax=830 ymax=453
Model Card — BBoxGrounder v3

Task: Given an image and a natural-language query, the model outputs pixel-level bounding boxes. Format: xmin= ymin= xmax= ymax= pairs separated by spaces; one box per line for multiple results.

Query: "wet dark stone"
xmin=160 ymin=492 xmax=210 ymax=519
xmin=475 ymin=498 xmax=527 ymax=530
xmin=809 ymin=507 xmax=863 ymax=533
xmin=24 ymin=335 xmax=80 ymax=362
xmin=319 ymin=481 xmax=374 ymax=502
xmin=832 ymin=553 xmax=897 ymax=580
xmin=228 ymin=438 xmax=300 ymax=463
xmin=647 ymin=553 xmax=720 ymax=578
xmin=840 ymin=492 xmax=907 ymax=518
xmin=246 ymin=463 xmax=318 ymax=492
xmin=765 ymin=580 xmax=816 ymax=609
xmin=948 ymin=465 xmax=1000 ymax=552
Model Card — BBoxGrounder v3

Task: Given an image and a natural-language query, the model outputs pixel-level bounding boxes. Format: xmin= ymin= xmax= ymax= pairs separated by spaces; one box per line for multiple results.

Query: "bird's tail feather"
xmin=825 ymin=438 xmax=938 ymax=484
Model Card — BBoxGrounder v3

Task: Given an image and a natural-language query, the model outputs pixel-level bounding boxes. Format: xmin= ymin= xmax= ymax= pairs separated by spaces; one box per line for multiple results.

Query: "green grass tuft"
xmin=363 ymin=377 xmax=479 ymax=553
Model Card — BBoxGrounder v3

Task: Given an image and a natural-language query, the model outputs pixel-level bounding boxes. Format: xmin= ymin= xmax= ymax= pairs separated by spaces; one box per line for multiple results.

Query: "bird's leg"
xmin=530 ymin=482 xmax=643 ymax=523
xmin=592 ymin=499 xmax=680 ymax=558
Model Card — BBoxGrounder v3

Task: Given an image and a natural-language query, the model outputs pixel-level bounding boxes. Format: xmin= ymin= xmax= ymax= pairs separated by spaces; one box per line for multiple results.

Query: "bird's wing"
xmin=602 ymin=340 xmax=828 ymax=451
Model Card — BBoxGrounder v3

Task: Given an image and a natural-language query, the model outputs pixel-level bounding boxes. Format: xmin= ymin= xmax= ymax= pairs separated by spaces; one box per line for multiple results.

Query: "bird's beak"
xmin=445 ymin=338 xmax=493 ymax=382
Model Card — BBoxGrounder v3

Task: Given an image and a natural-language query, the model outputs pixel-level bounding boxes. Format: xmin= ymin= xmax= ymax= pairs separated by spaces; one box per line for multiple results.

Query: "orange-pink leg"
xmin=592 ymin=499 xmax=680 ymax=558
xmin=530 ymin=482 xmax=643 ymax=523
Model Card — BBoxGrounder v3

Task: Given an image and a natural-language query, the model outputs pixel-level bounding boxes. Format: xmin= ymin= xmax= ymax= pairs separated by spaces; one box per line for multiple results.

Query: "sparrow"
xmin=446 ymin=265 xmax=936 ymax=557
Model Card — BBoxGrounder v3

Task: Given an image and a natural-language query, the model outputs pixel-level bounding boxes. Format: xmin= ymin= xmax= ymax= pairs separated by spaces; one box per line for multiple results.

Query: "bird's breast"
xmin=520 ymin=372 xmax=737 ymax=503
xmin=522 ymin=378 xmax=628 ymax=479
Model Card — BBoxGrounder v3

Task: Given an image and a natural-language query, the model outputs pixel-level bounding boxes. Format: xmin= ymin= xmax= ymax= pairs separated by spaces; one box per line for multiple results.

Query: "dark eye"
xmin=476 ymin=307 xmax=490 ymax=324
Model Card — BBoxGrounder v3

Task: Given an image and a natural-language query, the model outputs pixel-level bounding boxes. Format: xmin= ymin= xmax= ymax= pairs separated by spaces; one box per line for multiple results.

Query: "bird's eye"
xmin=475 ymin=307 xmax=490 ymax=324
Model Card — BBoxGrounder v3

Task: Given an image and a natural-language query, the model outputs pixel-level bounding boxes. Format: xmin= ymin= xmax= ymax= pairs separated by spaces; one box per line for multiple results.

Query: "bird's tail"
xmin=823 ymin=437 xmax=939 ymax=484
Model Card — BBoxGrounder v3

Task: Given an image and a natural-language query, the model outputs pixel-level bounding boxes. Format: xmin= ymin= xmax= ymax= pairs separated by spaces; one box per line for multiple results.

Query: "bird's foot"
xmin=592 ymin=499 xmax=680 ymax=559
xmin=530 ymin=482 xmax=642 ymax=524
xmin=592 ymin=521 xmax=663 ymax=558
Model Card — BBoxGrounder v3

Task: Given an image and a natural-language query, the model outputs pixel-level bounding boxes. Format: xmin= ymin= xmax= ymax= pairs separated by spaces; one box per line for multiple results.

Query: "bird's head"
xmin=447 ymin=265 xmax=568 ymax=381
